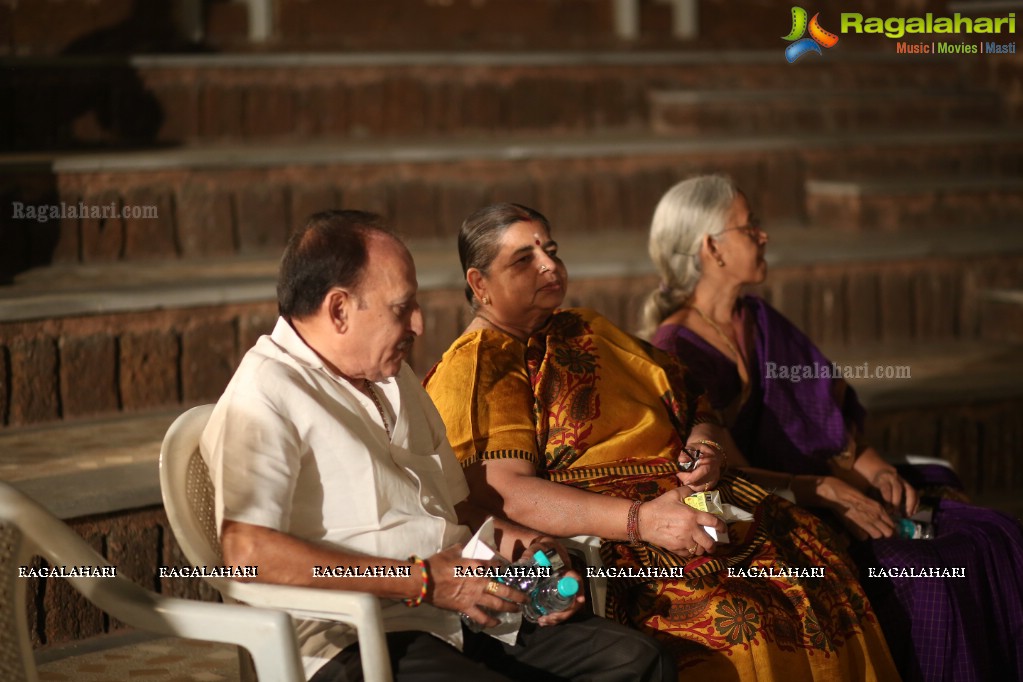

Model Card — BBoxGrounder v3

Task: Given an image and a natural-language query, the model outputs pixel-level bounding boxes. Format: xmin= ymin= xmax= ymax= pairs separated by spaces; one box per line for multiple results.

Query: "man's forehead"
xmin=363 ymin=234 xmax=417 ymax=290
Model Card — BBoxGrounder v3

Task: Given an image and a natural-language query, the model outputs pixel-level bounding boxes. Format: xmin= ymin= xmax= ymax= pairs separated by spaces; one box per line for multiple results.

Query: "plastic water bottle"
xmin=895 ymin=517 xmax=935 ymax=540
xmin=522 ymin=575 xmax=579 ymax=622
xmin=462 ymin=550 xmax=560 ymax=631
xmin=498 ymin=549 xmax=560 ymax=594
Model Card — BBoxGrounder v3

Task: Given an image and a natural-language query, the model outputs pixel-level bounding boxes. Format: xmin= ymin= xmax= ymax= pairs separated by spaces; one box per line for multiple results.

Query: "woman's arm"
xmin=467 ymin=458 xmax=725 ymax=556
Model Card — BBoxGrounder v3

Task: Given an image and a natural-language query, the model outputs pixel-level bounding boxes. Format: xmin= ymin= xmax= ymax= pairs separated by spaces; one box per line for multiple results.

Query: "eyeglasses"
xmin=717 ymin=217 xmax=764 ymax=241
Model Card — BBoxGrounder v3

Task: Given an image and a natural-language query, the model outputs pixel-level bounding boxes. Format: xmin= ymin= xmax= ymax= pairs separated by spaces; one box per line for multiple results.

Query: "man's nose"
xmin=410 ymin=306 xmax=424 ymax=336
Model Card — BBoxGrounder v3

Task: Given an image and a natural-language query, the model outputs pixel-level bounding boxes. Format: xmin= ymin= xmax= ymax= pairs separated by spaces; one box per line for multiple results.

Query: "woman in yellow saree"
xmin=424 ymin=203 xmax=899 ymax=681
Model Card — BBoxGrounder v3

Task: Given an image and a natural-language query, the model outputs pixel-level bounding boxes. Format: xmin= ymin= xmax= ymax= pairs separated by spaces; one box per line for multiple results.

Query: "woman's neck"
xmin=689 ymin=281 xmax=743 ymax=324
xmin=469 ymin=309 xmax=552 ymax=343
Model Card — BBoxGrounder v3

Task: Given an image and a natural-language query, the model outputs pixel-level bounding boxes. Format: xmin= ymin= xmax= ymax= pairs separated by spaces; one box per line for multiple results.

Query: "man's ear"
xmin=324 ymin=288 xmax=351 ymax=333
xmin=466 ymin=268 xmax=487 ymax=303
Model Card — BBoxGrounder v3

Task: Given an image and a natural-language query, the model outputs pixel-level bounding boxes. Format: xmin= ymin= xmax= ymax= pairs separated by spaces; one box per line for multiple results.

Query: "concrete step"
xmin=805 ymin=175 xmax=1023 ymax=231
xmin=650 ymin=88 xmax=1004 ymax=135
xmin=0 ymin=51 xmax=985 ymax=150
xmin=4 ymin=128 xmax=1023 ymax=278
xmin=1 ymin=225 xmax=1022 ymax=429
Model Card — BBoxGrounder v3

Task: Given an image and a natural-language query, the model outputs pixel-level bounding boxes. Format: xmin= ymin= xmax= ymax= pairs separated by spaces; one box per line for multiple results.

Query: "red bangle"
xmin=626 ymin=500 xmax=643 ymax=544
xmin=403 ymin=555 xmax=429 ymax=607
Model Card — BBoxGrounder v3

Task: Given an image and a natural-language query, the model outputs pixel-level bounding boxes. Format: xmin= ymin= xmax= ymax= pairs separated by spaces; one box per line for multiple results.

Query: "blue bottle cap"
xmin=556 ymin=576 xmax=579 ymax=597
xmin=533 ymin=550 xmax=552 ymax=567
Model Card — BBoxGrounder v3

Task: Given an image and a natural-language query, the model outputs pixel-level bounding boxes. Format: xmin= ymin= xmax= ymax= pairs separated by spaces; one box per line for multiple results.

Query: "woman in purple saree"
xmin=642 ymin=175 xmax=1023 ymax=682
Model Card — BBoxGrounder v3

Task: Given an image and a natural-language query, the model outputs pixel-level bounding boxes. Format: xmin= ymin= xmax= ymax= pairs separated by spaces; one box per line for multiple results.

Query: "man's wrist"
xmin=403 ymin=555 xmax=430 ymax=607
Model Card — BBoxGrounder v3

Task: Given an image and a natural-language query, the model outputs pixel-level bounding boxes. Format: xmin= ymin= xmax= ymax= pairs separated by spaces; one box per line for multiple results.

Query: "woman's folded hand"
xmin=638 ymin=488 xmax=726 ymax=556
xmin=802 ymin=476 xmax=896 ymax=541
xmin=677 ymin=443 xmax=723 ymax=491
xmin=870 ymin=469 xmax=920 ymax=518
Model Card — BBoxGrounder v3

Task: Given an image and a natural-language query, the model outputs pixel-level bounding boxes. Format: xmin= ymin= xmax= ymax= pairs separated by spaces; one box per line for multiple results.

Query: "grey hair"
xmin=638 ymin=175 xmax=736 ymax=338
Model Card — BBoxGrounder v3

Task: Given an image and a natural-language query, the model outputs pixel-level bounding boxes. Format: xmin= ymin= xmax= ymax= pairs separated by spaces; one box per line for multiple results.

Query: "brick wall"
xmin=3 ymin=255 xmax=1020 ymax=428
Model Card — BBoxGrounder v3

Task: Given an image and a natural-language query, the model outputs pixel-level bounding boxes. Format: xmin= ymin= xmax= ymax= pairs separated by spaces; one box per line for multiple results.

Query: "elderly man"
xmin=201 ymin=210 xmax=673 ymax=681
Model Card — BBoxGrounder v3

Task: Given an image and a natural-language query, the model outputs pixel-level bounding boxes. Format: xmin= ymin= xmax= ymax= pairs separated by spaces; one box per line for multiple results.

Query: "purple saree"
xmin=652 ymin=295 xmax=1023 ymax=682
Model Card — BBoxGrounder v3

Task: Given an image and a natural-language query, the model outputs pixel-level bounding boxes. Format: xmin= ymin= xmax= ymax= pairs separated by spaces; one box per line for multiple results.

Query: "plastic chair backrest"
xmin=159 ymin=405 xmax=222 ymax=571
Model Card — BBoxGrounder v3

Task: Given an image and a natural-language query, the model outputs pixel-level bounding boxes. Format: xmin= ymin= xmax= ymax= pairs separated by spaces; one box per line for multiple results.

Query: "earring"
xmin=716 ymin=258 xmax=725 ymax=267
xmin=482 ymin=296 xmax=490 ymax=305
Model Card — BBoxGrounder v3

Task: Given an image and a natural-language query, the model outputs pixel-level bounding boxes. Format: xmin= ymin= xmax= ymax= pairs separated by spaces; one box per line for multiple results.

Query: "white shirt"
xmin=201 ymin=317 xmax=472 ymax=678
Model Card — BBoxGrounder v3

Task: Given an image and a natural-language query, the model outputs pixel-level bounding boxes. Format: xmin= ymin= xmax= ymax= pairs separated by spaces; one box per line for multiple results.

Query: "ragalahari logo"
xmin=783 ymin=7 xmax=839 ymax=62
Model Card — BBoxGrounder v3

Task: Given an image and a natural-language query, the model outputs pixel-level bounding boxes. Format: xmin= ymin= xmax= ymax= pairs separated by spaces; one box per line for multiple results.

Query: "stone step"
xmin=649 ymin=88 xmax=1004 ymax=135
xmin=0 ymin=51 xmax=984 ymax=150
xmin=2 ymin=225 xmax=1022 ymax=429
xmin=4 ymin=128 xmax=1023 ymax=277
xmin=805 ymin=175 xmax=1023 ymax=231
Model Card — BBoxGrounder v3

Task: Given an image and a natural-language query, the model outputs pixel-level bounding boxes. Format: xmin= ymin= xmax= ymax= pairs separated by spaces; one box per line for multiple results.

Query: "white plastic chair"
xmin=0 ymin=480 xmax=305 ymax=682
xmin=562 ymin=534 xmax=607 ymax=618
xmin=891 ymin=453 xmax=957 ymax=471
xmin=159 ymin=404 xmax=392 ymax=682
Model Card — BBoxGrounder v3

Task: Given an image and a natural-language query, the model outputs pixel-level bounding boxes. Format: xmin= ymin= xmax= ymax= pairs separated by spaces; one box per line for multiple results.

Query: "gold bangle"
xmin=691 ymin=439 xmax=728 ymax=472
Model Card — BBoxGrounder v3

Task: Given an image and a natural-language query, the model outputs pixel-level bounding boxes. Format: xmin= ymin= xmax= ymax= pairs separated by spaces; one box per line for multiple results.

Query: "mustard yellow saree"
xmin=425 ymin=308 xmax=898 ymax=681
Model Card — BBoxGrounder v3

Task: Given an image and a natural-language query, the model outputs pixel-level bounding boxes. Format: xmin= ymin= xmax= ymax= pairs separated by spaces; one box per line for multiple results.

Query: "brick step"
xmin=805 ymin=175 xmax=1023 ymax=231
xmin=1 ymin=51 xmax=984 ymax=150
xmin=2 ymin=226 xmax=1022 ymax=428
xmin=4 ymin=128 xmax=1023 ymax=277
xmin=650 ymin=88 xmax=1004 ymax=135
xmin=4 ymin=340 xmax=1020 ymax=517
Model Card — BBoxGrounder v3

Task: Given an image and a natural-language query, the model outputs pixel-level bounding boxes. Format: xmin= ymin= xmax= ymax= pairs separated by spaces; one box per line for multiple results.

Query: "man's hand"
xmin=520 ymin=538 xmax=585 ymax=626
xmin=425 ymin=545 xmax=527 ymax=628
xmin=532 ymin=568 xmax=587 ymax=627
xmin=637 ymin=488 xmax=725 ymax=556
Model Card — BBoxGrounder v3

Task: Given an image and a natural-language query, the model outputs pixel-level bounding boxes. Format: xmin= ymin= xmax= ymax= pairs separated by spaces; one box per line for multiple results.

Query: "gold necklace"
xmin=688 ymin=305 xmax=749 ymax=385
xmin=363 ymin=380 xmax=392 ymax=439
